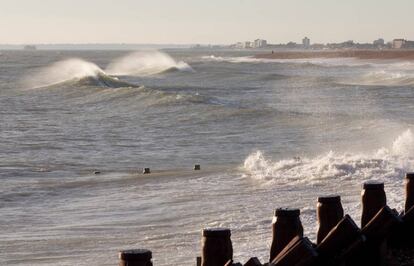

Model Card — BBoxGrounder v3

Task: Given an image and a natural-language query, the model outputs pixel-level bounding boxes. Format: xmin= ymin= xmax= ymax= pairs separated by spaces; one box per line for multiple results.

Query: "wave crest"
xmin=355 ymin=70 xmax=414 ymax=86
xmin=244 ymin=129 xmax=414 ymax=185
xmin=22 ymin=51 xmax=193 ymax=89
xmin=338 ymin=61 xmax=414 ymax=87
xmin=23 ymin=58 xmax=107 ymax=88
xmin=201 ymin=55 xmax=371 ymax=67
xmin=106 ymin=51 xmax=194 ymax=76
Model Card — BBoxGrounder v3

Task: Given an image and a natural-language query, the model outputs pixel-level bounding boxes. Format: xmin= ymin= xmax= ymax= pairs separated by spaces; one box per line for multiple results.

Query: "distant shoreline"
xmin=255 ymin=49 xmax=414 ymax=60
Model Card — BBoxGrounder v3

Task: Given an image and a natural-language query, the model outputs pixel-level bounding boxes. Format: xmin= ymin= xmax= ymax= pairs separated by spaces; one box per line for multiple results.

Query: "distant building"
xmin=393 ymin=39 xmax=405 ymax=49
xmin=392 ymin=39 xmax=414 ymax=49
xmin=355 ymin=42 xmax=376 ymax=49
xmin=243 ymin=41 xmax=252 ymax=48
xmin=302 ymin=37 xmax=310 ymax=49
xmin=327 ymin=40 xmax=354 ymax=49
xmin=253 ymin=39 xmax=267 ymax=48
xmin=373 ymin=38 xmax=385 ymax=47
xmin=343 ymin=40 xmax=354 ymax=47
xmin=235 ymin=42 xmax=244 ymax=49
xmin=286 ymin=42 xmax=298 ymax=48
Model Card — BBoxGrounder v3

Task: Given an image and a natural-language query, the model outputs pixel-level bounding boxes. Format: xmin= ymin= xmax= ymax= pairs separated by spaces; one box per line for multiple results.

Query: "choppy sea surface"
xmin=1 ymin=49 xmax=414 ymax=265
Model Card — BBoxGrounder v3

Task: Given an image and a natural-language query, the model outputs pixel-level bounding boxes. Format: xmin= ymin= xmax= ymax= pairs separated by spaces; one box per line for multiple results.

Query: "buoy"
xmin=143 ymin=168 xmax=151 ymax=174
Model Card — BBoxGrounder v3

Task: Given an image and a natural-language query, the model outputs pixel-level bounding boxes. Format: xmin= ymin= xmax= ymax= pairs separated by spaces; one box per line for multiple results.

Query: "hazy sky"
xmin=2 ymin=0 xmax=414 ymax=44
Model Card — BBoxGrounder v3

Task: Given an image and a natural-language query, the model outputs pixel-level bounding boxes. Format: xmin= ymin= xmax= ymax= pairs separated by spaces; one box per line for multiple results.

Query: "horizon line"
xmin=0 ymin=39 xmax=409 ymax=46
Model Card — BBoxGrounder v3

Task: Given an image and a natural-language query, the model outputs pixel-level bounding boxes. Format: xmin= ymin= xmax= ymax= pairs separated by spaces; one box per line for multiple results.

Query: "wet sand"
xmin=255 ymin=49 xmax=414 ymax=60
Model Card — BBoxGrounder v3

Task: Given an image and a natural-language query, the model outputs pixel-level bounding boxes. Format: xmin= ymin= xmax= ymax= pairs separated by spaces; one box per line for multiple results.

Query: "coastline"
xmin=254 ymin=49 xmax=414 ymax=60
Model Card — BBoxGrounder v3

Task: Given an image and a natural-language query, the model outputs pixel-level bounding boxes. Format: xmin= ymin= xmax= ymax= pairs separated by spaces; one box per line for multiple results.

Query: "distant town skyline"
xmin=1 ymin=0 xmax=414 ymax=44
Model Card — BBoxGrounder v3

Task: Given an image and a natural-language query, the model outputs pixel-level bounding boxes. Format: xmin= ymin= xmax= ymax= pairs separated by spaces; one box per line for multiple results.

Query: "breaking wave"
xmin=201 ymin=55 xmax=371 ymax=67
xmin=244 ymin=129 xmax=414 ymax=185
xmin=23 ymin=51 xmax=193 ymax=89
xmin=350 ymin=70 xmax=414 ymax=86
xmin=23 ymin=58 xmax=107 ymax=88
xmin=106 ymin=51 xmax=194 ymax=76
xmin=201 ymin=55 xmax=272 ymax=63
xmin=339 ymin=61 xmax=414 ymax=86
xmin=22 ymin=58 xmax=137 ymax=89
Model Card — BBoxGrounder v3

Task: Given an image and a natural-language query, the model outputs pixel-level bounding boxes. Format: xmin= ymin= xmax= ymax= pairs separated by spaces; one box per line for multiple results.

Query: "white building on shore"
xmin=302 ymin=37 xmax=310 ymax=49
xmin=253 ymin=39 xmax=267 ymax=48
xmin=392 ymin=38 xmax=414 ymax=49
xmin=393 ymin=39 xmax=405 ymax=49
xmin=243 ymin=41 xmax=252 ymax=48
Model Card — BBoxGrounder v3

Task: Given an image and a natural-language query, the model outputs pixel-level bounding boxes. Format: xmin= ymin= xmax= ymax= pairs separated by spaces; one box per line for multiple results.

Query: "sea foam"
xmin=356 ymin=69 xmax=414 ymax=86
xmin=244 ymin=129 xmax=414 ymax=185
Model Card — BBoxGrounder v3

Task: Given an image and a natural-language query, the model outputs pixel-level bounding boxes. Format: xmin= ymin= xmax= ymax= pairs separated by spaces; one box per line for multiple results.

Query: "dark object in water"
xmin=201 ymin=228 xmax=233 ymax=266
xmin=119 ymin=249 xmax=153 ymax=266
xmin=271 ymin=236 xmax=317 ymax=266
xmin=316 ymin=195 xmax=344 ymax=244
xmin=361 ymin=181 xmax=386 ymax=227
xmin=93 ymin=170 xmax=101 ymax=175
xmin=143 ymin=168 xmax=151 ymax=174
xmin=194 ymin=164 xmax=201 ymax=170
xmin=270 ymin=208 xmax=303 ymax=262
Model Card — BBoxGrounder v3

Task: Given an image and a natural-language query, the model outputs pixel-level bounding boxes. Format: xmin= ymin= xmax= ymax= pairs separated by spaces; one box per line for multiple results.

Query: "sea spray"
xmin=339 ymin=60 xmax=414 ymax=86
xmin=354 ymin=70 xmax=414 ymax=86
xmin=21 ymin=58 xmax=140 ymax=89
xmin=106 ymin=50 xmax=194 ymax=76
xmin=23 ymin=58 xmax=106 ymax=89
xmin=202 ymin=55 xmax=414 ymax=87
xmin=22 ymin=51 xmax=193 ymax=89
xmin=243 ymin=129 xmax=414 ymax=185
xmin=201 ymin=55 xmax=369 ymax=66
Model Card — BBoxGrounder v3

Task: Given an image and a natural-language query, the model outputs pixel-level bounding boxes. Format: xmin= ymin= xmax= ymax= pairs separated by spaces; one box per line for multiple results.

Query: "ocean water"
xmin=1 ymin=49 xmax=414 ymax=265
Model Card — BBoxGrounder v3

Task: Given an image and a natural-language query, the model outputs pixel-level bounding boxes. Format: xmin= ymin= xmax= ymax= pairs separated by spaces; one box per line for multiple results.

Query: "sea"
xmin=1 ymin=49 xmax=414 ymax=265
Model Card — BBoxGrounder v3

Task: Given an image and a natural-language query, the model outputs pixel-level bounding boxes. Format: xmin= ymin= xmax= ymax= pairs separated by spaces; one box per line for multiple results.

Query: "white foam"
xmin=356 ymin=71 xmax=414 ymax=86
xmin=106 ymin=50 xmax=194 ymax=76
xmin=340 ymin=60 xmax=414 ymax=86
xmin=201 ymin=54 xmax=371 ymax=66
xmin=23 ymin=58 xmax=106 ymax=88
xmin=201 ymin=55 xmax=274 ymax=64
xmin=243 ymin=129 xmax=414 ymax=185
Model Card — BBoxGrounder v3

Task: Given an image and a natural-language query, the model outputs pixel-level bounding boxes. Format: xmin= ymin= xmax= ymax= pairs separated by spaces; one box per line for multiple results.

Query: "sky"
xmin=1 ymin=0 xmax=414 ymax=44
